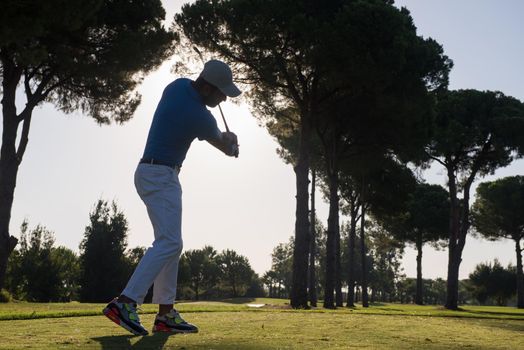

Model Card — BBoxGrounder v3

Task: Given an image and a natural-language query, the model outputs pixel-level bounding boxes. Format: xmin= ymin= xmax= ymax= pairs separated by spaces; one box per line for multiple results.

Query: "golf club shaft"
xmin=218 ymin=104 xmax=230 ymax=132
xmin=193 ymin=46 xmax=231 ymax=132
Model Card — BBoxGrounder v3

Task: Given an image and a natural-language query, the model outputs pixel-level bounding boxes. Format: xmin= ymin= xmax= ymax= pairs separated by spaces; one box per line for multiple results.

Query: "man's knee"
xmin=164 ymin=237 xmax=183 ymax=257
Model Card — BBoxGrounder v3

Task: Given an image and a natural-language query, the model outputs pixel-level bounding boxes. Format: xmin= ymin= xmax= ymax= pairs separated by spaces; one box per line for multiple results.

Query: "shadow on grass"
xmin=216 ymin=297 xmax=256 ymax=304
xmin=370 ymin=307 xmax=405 ymax=312
xmin=174 ymin=297 xmax=257 ymax=305
xmin=464 ymin=318 xmax=524 ymax=333
xmin=461 ymin=309 xmax=524 ymax=318
xmin=91 ymin=333 xmax=271 ymax=350
xmin=91 ymin=333 xmax=169 ymax=349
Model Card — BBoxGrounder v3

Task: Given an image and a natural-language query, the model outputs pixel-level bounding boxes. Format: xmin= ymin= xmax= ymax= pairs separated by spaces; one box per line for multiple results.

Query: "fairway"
xmin=0 ymin=300 xmax=523 ymax=349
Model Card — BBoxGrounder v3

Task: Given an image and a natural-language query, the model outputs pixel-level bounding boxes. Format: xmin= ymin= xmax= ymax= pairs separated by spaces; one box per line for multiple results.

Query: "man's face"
xmin=203 ymin=85 xmax=227 ymax=107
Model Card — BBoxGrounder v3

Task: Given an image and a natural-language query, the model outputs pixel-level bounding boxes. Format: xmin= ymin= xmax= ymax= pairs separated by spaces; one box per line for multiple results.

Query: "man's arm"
xmin=207 ymin=131 xmax=239 ymax=157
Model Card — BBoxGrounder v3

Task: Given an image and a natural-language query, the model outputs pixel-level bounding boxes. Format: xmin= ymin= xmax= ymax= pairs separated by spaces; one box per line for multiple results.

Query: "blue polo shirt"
xmin=142 ymin=78 xmax=221 ymax=166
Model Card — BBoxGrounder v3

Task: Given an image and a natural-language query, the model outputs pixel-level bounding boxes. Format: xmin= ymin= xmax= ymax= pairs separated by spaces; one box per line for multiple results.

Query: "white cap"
xmin=199 ymin=59 xmax=241 ymax=98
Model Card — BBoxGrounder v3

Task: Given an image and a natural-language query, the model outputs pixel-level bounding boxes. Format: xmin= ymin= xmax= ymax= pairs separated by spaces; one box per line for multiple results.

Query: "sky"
xmin=6 ymin=0 xmax=524 ymax=280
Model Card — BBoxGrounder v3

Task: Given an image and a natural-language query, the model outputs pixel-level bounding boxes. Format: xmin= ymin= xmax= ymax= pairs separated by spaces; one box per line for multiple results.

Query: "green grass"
xmin=1 ymin=298 xmax=522 ymax=321
xmin=339 ymin=303 xmax=524 ymax=320
xmin=0 ymin=298 xmax=288 ymax=320
xmin=0 ymin=300 xmax=523 ymax=349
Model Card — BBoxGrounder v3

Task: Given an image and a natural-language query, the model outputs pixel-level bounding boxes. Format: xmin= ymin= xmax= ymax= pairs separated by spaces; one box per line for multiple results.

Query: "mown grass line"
xmin=1 ymin=305 xmax=523 ymax=321
xmin=0 ymin=304 xmax=252 ymax=321
xmin=0 ymin=308 xmax=247 ymax=321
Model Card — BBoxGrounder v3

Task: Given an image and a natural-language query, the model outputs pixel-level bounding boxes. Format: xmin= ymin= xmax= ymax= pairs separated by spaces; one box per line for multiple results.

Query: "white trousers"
xmin=122 ymin=163 xmax=183 ymax=305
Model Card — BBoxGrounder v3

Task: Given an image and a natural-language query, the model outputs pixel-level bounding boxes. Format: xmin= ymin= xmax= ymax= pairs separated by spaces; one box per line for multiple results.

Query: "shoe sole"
xmin=152 ymin=328 xmax=199 ymax=334
xmin=103 ymin=305 xmax=149 ymax=336
xmin=152 ymin=323 xmax=198 ymax=334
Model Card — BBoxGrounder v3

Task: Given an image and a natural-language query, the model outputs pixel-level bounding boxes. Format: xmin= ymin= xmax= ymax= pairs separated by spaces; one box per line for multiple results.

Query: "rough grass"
xmin=0 ymin=300 xmax=523 ymax=349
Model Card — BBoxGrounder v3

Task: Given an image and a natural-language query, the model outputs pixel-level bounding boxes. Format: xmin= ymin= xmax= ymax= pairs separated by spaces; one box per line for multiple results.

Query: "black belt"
xmin=139 ymin=158 xmax=180 ymax=171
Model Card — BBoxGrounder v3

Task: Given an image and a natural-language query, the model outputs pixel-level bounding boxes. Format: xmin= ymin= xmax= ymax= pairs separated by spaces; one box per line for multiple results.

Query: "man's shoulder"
xmin=166 ymin=77 xmax=191 ymax=91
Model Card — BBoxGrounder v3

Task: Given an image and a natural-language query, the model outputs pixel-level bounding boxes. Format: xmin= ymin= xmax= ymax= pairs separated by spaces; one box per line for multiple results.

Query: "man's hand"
xmin=230 ymin=143 xmax=239 ymax=158
xmin=207 ymin=131 xmax=239 ymax=157
xmin=222 ymin=131 xmax=239 ymax=157
xmin=222 ymin=131 xmax=237 ymax=146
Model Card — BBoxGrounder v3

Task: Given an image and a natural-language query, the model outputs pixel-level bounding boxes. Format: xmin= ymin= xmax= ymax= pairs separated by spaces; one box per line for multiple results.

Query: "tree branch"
xmin=24 ymin=63 xmax=44 ymax=81
xmin=275 ymin=54 xmax=304 ymax=110
xmin=15 ymin=112 xmax=32 ymax=164
xmin=463 ymin=135 xmax=493 ymax=191
xmin=23 ymin=68 xmax=34 ymax=101
xmin=424 ymin=149 xmax=447 ymax=167
xmin=294 ymin=58 xmax=309 ymax=102
xmin=7 ymin=236 xmax=19 ymax=255
xmin=18 ymin=72 xmax=55 ymax=122
xmin=317 ymin=85 xmax=352 ymax=105
xmin=40 ymin=77 xmax=69 ymax=100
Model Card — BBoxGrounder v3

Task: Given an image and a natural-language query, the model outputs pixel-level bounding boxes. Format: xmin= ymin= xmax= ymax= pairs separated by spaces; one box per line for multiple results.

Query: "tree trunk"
xmin=291 ymin=115 xmax=311 ymax=309
xmin=446 ymin=248 xmax=461 ymax=309
xmin=323 ymin=169 xmax=339 ymax=309
xmin=308 ymin=169 xmax=317 ymax=307
xmin=346 ymin=202 xmax=357 ymax=307
xmin=333 ymin=168 xmax=342 ymax=306
xmin=515 ymin=238 xmax=524 ymax=308
xmin=445 ymin=143 xmax=488 ymax=310
xmin=447 ymin=188 xmax=471 ymax=309
xmin=335 ymin=229 xmax=343 ymax=307
xmin=360 ymin=205 xmax=369 ymax=308
xmin=0 ymin=60 xmax=24 ymax=290
xmin=415 ymin=233 xmax=424 ymax=305
xmin=445 ymin=167 xmax=461 ymax=310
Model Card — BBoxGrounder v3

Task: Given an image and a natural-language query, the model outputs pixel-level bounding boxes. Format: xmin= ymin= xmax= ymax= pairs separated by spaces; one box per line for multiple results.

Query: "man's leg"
xmin=152 ymin=260 xmax=199 ymax=334
xmin=121 ymin=165 xmax=183 ymax=304
xmin=104 ymin=164 xmax=182 ymax=335
xmin=153 ymin=249 xmax=181 ymax=315
xmin=120 ymin=232 xmax=182 ymax=304
xmin=147 ymin=181 xmax=197 ymax=333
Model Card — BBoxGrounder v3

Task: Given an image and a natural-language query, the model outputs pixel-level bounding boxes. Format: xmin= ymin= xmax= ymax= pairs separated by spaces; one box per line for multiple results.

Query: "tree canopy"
xmin=6 ymin=221 xmax=79 ymax=302
xmin=78 ymin=200 xmax=130 ymax=302
xmin=216 ymin=249 xmax=256 ymax=297
xmin=381 ymin=183 xmax=449 ymax=304
xmin=468 ymin=260 xmax=516 ymax=306
xmin=0 ymin=0 xmax=176 ymax=123
xmin=472 ymin=176 xmax=524 ymax=242
xmin=385 ymin=183 xmax=449 ymax=245
xmin=471 ymin=176 xmax=524 ymax=308
xmin=183 ymin=246 xmax=220 ymax=300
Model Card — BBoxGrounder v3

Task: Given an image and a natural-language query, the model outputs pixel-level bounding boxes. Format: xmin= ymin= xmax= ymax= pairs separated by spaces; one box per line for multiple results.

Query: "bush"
xmin=0 ymin=289 xmax=12 ymax=303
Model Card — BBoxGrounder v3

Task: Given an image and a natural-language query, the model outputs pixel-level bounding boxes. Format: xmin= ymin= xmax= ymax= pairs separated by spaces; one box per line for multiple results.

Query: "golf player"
xmin=103 ymin=59 xmax=241 ymax=335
